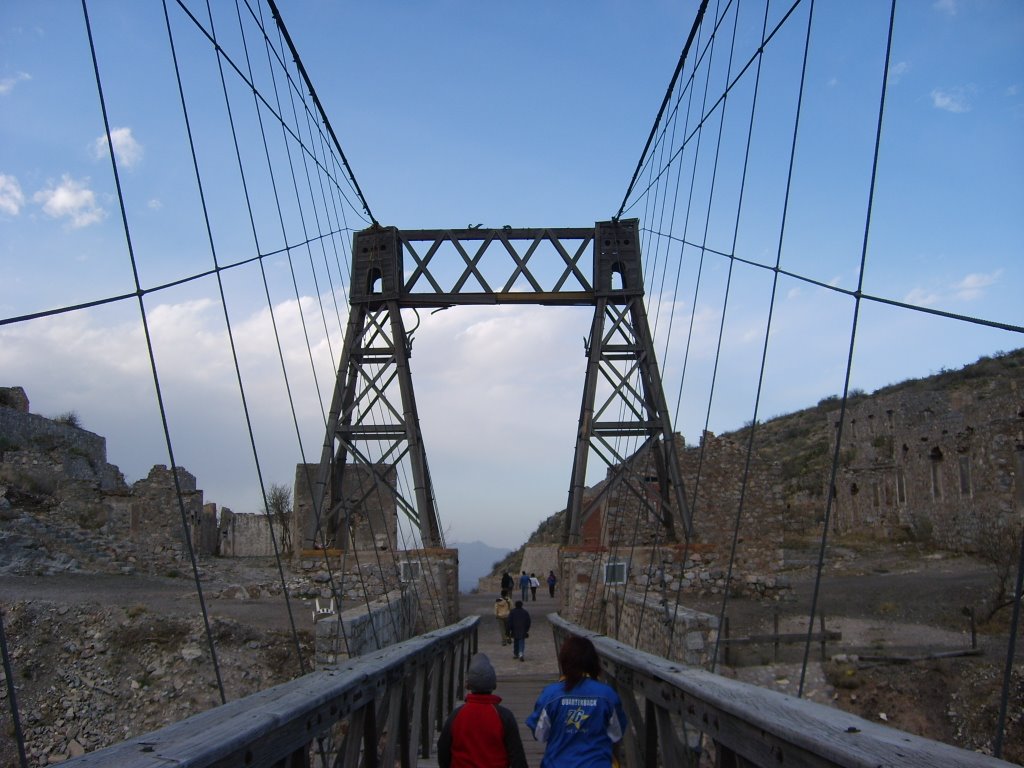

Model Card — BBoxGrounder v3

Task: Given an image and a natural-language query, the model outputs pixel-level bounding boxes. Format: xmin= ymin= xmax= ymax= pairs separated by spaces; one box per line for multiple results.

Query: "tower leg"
xmin=562 ymin=220 xmax=691 ymax=546
xmin=314 ymin=299 xmax=440 ymax=551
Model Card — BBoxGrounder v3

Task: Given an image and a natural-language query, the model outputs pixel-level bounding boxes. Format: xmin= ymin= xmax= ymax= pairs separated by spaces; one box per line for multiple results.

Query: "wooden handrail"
xmin=64 ymin=616 xmax=479 ymax=767
xmin=549 ymin=613 xmax=1012 ymax=767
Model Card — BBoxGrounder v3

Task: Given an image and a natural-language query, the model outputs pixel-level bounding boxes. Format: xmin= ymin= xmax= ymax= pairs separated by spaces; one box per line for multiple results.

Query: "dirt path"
xmin=0 ymin=569 xmax=307 ymax=633
xmin=689 ymin=551 xmax=1000 ymax=648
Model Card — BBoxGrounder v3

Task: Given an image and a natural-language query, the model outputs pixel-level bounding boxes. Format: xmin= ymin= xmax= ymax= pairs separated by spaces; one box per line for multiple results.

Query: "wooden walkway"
xmin=420 ymin=590 xmax=563 ymax=767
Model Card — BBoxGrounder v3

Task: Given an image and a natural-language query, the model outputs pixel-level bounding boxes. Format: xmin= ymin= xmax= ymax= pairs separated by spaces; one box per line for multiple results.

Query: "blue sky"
xmin=1 ymin=1 xmax=1022 ymax=550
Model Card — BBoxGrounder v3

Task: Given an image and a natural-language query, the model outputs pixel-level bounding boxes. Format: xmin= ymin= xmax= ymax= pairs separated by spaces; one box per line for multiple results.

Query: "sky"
xmin=1 ymin=0 xmax=1022 ymax=552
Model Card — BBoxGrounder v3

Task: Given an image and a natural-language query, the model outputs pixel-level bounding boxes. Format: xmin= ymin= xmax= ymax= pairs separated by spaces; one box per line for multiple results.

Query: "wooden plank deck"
xmin=419 ymin=591 xmax=563 ymax=766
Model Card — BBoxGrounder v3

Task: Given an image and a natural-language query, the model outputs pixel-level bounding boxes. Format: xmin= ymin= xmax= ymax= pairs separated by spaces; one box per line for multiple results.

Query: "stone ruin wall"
xmin=129 ymin=464 xmax=206 ymax=558
xmin=292 ymin=462 xmax=399 ymax=553
xmin=558 ymin=547 xmax=719 ymax=668
xmin=286 ymin=462 xmax=461 ymax=625
xmin=1 ymin=393 xmax=452 ymax=593
xmin=829 ymin=376 xmax=1024 ymax=552
xmin=554 ymin=362 xmax=1023 ymax=664
xmin=582 ymin=355 xmax=1023 ymax=580
xmin=0 ymin=394 xmax=126 ymax=516
xmin=679 ymin=433 xmax=789 ymax=573
xmin=0 ymin=390 xmax=215 ymax=569
xmin=1 ymin=391 xmax=455 ymax=618
xmin=218 ymin=506 xmax=289 ymax=558
xmin=586 ymin=433 xmax=788 ymax=592
xmin=315 ymin=588 xmax=418 ymax=666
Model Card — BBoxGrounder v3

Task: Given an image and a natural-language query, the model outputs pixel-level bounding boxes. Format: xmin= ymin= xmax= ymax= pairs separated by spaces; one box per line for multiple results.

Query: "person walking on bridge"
xmin=518 ymin=571 xmax=530 ymax=602
xmin=438 ymin=653 xmax=527 ymax=768
xmin=507 ymin=600 xmax=531 ymax=662
xmin=526 ymin=635 xmax=627 ymax=768
xmin=494 ymin=594 xmax=512 ymax=645
xmin=546 ymin=570 xmax=557 ymax=598
xmin=501 ymin=571 xmax=514 ymax=599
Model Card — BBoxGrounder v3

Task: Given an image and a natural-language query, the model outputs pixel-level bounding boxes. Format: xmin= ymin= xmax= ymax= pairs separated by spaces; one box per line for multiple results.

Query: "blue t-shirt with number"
xmin=526 ymin=676 xmax=627 ymax=768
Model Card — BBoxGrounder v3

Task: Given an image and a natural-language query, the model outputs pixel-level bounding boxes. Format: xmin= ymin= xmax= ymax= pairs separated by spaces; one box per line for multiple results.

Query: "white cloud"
xmin=92 ymin=126 xmax=143 ymax=169
xmin=32 ymin=175 xmax=106 ymax=227
xmin=0 ymin=173 xmax=25 ymax=215
xmin=889 ymin=61 xmax=909 ymax=84
xmin=903 ymin=270 xmax=1001 ymax=306
xmin=786 ymin=286 xmax=801 ymax=301
xmin=931 ymin=87 xmax=972 ymax=113
xmin=739 ymin=324 xmax=764 ymax=344
xmin=147 ymin=199 xmax=163 ymax=210
xmin=904 ymin=286 xmax=940 ymax=307
xmin=1007 ymin=84 xmax=1020 ymax=97
xmin=952 ymin=270 xmax=1001 ymax=301
xmin=0 ymin=71 xmax=31 ymax=95
xmin=0 ymin=296 xmax=332 ymax=503
xmin=827 ymin=77 xmax=839 ymax=88
xmin=933 ymin=0 xmax=957 ymax=15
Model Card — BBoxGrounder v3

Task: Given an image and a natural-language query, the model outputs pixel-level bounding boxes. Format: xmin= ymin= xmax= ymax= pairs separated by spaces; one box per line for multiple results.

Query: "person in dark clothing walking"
xmin=500 ymin=571 xmax=514 ymax=598
xmin=438 ymin=653 xmax=527 ymax=768
xmin=546 ymin=570 xmax=557 ymax=598
xmin=507 ymin=600 xmax=532 ymax=662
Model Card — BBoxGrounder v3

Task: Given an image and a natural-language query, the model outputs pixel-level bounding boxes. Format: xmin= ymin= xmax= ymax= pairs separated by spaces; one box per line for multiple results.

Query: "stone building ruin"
xmin=558 ymin=350 xmax=1024 ymax=656
xmin=291 ymin=462 xmax=399 ymax=552
xmin=1 ymin=386 xmax=213 ymax=569
xmin=1 ymin=386 xmax=459 ymax=627
xmin=828 ymin=356 xmax=1024 ymax=552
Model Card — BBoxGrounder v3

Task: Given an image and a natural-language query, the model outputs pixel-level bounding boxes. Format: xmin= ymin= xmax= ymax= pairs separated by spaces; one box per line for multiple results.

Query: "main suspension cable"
xmin=616 ymin=0 xmax=710 ymax=220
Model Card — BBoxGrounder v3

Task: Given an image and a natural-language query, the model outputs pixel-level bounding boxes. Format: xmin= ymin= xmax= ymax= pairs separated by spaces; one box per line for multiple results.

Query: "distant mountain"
xmin=451 ymin=540 xmax=511 ymax=593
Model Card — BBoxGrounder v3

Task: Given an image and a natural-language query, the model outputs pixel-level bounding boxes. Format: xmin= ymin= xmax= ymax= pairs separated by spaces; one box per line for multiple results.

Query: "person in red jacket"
xmin=438 ymin=653 xmax=527 ymax=768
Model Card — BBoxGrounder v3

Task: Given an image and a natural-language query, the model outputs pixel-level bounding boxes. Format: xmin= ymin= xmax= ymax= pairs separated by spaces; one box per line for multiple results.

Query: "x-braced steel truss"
xmin=315 ymin=219 xmax=690 ymax=550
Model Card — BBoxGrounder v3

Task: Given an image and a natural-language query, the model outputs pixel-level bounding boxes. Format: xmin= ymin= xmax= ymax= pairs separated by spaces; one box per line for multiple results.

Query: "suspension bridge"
xmin=1 ymin=0 xmax=1022 ymax=766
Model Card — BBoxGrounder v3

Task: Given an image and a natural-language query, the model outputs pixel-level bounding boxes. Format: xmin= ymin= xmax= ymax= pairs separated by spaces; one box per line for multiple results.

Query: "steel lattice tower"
xmin=314 ymin=220 xmax=690 ymax=550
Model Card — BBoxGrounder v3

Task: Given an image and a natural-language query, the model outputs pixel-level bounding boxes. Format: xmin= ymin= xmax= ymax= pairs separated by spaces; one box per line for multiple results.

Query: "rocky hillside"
xmin=735 ymin=347 xmax=1024 ymax=504
xmin=484 ymin=507 xmax=565 ymax=586
xmin=1 ymin=593 xmax=311 ymax=766
xmin=483 ymin=348 xmax=1024 ymax=580
xmin=0 ymin=389 xmax=329 ymax=766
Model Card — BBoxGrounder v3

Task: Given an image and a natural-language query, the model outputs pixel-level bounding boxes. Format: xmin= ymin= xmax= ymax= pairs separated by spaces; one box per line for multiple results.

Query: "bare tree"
xmin=265 ymin=482 xmax=293 ymax=557
xmin=976 ymin=511 xmax=1023 ymax=622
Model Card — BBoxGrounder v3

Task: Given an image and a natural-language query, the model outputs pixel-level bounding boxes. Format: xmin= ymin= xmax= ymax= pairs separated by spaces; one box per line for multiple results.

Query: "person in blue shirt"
xmin=526 ymin=634 xmax=627 ymax=768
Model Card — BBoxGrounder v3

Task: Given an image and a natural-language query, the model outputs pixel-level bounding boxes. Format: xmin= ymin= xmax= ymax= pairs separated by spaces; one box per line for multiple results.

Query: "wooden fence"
xmin=720 ymin=613 xmax=841 ymax=666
